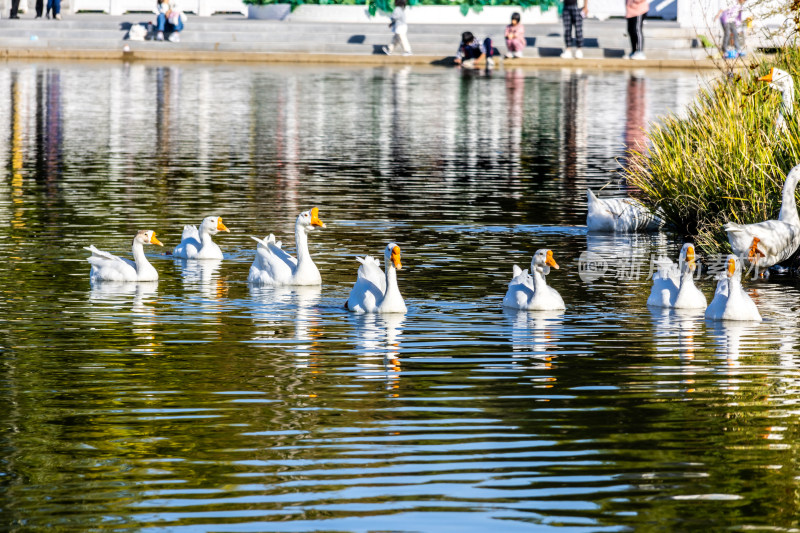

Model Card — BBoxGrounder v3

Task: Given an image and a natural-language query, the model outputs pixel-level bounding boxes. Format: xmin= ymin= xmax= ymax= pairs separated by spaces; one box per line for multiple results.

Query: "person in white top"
xmin=382 ymin=0 xmax=412 ymax=56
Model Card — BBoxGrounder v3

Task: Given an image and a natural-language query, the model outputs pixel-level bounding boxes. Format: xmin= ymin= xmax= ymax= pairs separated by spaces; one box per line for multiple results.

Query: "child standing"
xmin=382 ymin=0 xmax=412 ymax=56
xmin=504 ymin=12 xmax=525 ymax=59
xmin=716 ymin=0 xmax=746 ymax=59
xmin=561 ymin=0 xmax=588 ymax=58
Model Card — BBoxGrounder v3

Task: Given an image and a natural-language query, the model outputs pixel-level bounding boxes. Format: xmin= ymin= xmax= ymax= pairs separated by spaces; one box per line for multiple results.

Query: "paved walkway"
xmin=0 ymin=14 xmax=734 ymax=68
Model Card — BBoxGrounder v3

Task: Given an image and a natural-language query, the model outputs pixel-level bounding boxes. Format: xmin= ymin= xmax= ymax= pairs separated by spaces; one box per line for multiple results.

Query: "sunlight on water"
xmin=1 ymin=62 xmax=800 ymax=532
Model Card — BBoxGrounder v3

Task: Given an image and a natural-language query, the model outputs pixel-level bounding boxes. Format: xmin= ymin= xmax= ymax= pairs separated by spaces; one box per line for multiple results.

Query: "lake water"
xmin=1 ymin=62 xmax=799 ymax=532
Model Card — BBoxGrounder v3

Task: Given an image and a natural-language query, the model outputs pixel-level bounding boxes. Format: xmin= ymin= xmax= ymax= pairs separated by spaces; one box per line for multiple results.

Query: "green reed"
xmin=624 ymin=47 xmax=800 ymax=255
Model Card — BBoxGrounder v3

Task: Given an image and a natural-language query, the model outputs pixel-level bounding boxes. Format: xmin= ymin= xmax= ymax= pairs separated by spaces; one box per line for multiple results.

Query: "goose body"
xmin=705 ymin=255 xmax=762 ymax=322
xmin=586 ymin=189 xmax=664 ymax=233
xmin=647 ymin=243 xmax=707 ymax=309
xmin=724 ymin=164 xmax=800 ymax=271
xmin=345 ymin=243 xmax=406 ymax=314
xmin=503 ymin=249 xmax=565 ymax=311
xmin=248 ymin=208 xmax=325 ymax=286
xmin=85 ymin=230 xmax=163 ymax=282
xmin=172 ymin=216 xmax=229 ymax=260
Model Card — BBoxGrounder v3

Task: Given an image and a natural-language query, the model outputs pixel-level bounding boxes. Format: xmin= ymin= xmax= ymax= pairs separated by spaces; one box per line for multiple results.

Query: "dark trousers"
xmin=36 ymin=0 xmax=43 ymax=17
xmin=627 ymin=13 xmax=646 ymax=53
xmin=10 ymin=0 xmax=21 ymax=17
xmin=562 ymin=4 xmax=584 ymax=48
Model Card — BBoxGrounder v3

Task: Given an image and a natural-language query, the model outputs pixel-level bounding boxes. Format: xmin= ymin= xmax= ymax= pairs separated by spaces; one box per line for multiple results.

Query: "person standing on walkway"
xmin=625 ymin=0 xmax=649 ymax=59
xmin=561 ymin=0 xmax=588 ymax=59
xmin=716 ymin=0 xmax=746 ymax=59
xmin=9 ymin=0 xmax=21 ymax=18
xmin=504 ymin=12 xmax=525 ymax=58
xmin=382 ymin=0 xmax=412 ymax=56
xmin=46 ymin=0 xmax=62 ymax=19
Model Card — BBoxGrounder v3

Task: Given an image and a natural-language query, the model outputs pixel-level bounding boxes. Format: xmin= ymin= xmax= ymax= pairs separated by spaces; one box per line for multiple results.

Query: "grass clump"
xmin=624 ymin=47 xmax=800 ymax=255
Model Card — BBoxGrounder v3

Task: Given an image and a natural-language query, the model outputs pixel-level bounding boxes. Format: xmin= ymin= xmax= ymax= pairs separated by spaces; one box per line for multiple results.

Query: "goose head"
xmin=201 ymin=216 xmax=229 ymax=236
xmin=297 ymin=207 xmax=326 ymax=233
xmin=532 ymin=249 xmax=559 ymax=276
xmin=384 ymin=243 xmax=402 ymax=270
xmin=724 ymin=254 xmax=743 ymax=282
xmin=758 ymin=67 xmax=794 ymax=94
xmin=678 ymin=242 xmax=697 ymax=274
xmin=135 ymin=229 xmax=163 ymax=247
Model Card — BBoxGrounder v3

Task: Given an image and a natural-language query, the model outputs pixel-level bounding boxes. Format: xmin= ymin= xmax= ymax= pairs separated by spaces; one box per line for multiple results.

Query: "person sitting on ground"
xmin=155 ymin=0 xmax=186 ymax=43
xmin=454 ymin=31 xmax=494 ymax=69
xmin=504 ymin=12 xmax=525 ymax=59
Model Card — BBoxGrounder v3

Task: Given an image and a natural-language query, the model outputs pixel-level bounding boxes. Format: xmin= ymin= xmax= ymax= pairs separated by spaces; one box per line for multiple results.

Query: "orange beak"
xmin=310 ymin=207 xmax=326 ymax=228
xmin=545 ymin=250 xmax=559 ymax=269
xmin=217 ymin=217 xmax=230 ymax=232
xmin=686 ymin=245 xmax=695 ymax=267
xmin=727 ymin=258 xmax=736 ymax=277
xmin=758 ymin=68 xmax=774 ymax=82
xmin=150 ymin=233 xmax=163 ymax=246
xmin=391 ymin=246 xmax=402 ymax=270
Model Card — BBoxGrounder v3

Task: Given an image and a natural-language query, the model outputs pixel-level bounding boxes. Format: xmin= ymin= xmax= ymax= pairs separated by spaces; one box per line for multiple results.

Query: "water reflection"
xmin=503 ymin=308 xmax=562 ymax=367
xmin=176 ymin=258 xmax=225 ymax=301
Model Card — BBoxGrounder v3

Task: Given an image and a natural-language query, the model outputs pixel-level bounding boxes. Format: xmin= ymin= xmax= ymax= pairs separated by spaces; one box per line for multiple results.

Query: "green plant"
xmin=624 ymin=47 xmax=800 ymax=255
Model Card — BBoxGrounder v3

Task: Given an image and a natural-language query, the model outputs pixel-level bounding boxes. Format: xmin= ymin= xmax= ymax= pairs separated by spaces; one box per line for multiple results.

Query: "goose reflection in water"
xmin=248 ymin=285 xmax=322 ymax=365
xmin=503 ymin=308 xmax=563 ymax=368
xmin=649 ymin=307 xmax=703 ymax=361
xmin=176 ymin=258 xmax=224 ymax=301
xmin=88 ymin=281 xmax=160 ymax=353
xmin=351 ymin=313 xmax=405 ymax=376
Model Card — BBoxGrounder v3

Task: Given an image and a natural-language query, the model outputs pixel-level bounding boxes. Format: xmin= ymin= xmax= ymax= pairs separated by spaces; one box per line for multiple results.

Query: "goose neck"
xmin=295 ymin=224 xmax=311 ymax=264
xmin=532 ymin=267 xmax=547 ymax=290
xmin=779 ymin=167 xmax=800 ymax=224
xmin=131 ymin=239 xmax=148 ymax=272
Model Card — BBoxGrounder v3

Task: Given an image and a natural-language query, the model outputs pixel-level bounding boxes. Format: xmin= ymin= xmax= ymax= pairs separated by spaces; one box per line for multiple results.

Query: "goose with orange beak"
xmin=758 ymin=67 xmax=794 ymax=134
xmin=345 ymin=242 xmax=406 ymax=314
xmin=249 ymin=207 xmax=326 ymax=286
xmin=647 ymin=243 xmax=706 ymax=309
xmin=173 ymin=216 xmax=230 ymax=260
xmin=705 ymin=255 xmax=762 ymax=321
xmin=724 ymin=164 xmax=800 ymax=274
xmin=586 ymin=189 xmax=664 ymax=233
xmin=503 ymin=249 xmax=565 ymax=311
xmin=85 ymin=229 xmax=163 ymax=282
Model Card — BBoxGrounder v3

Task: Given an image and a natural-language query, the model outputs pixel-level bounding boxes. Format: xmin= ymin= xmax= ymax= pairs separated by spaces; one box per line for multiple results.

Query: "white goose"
xmin=345 ymin=243 xmax=406 ymax=314
xmin=647 ymin=243 xmax=707 ymax=309
xmin=705 ymin=255 xmax=762 ymax=322
xmin=586 ymin=189 xmax=664 ymax=233
xmin=172 ymin=216 xmax=230 ymax=260
xmin=724 ymin=164 xmax=800 ymax=272
xmin=85 ymin=230 xmax=163 ymax=282
xmin=248 ymin=207 xmax=326 ymax=286
xmin=503 ymin=249 xmax=565 ymax=311
xmin=759 ymin=67 xmax=794 ymax=134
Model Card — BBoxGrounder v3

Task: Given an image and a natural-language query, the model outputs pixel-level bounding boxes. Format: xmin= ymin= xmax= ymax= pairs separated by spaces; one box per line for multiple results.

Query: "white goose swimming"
xmin=705 ymin=255 xmax=762 ymax=322
xmin=345 ymin=243 xmax=406 ymax=314
xmin=248 ymin=207 xmax=326 ymax=286
xmin=586 ymin=189 xmax=664 ymax=233
xmin=85 ymin=230 xmax=163 ymax=282
xmin=724 ymin=164 xmax=800 ymax=272
xmin=647 ymin=243 xmax=707 ymax=309
xmin=172 ymin=216 xmax=230 ymax=260
xmin=759 ymin=67 xmax=794 ymax=134
xmin=502 ymin=249 xmax=565 ymax=311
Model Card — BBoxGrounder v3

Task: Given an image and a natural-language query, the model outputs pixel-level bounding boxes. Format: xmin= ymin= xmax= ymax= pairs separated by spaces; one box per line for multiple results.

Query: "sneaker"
xmin=155 ymin=31 xmax=164 ymax=41
xmin=402 ymin=51 xmax=412 ymax=56
xmin=504 ymin=52 xmax=514 ymax=59
xmin=560 ymin=48 xmax=573 ymax=59
xmin=486 ymin=57 xmax=495 ymax=69
xmin=574 ymin=48 xmax=583 ymax=59
xmin=168 ymin=32 xmax=180 ymax=42
xmin=462 ymin=58 xmax=475 ymax=69
xmin=514 ymin=51 xmax=523 ymax=58
xmin=54 ymin=13 xmax=61 ymax=19
xmin=381 ymin=45 xmax=391 ymax=55
xmin=630 ymin=51 xmax=646 ymax=60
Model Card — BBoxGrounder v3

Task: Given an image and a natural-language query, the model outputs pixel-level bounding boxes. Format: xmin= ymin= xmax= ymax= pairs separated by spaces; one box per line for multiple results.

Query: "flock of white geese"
xmin=86 ymin=68 xmax=797 ymax=323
